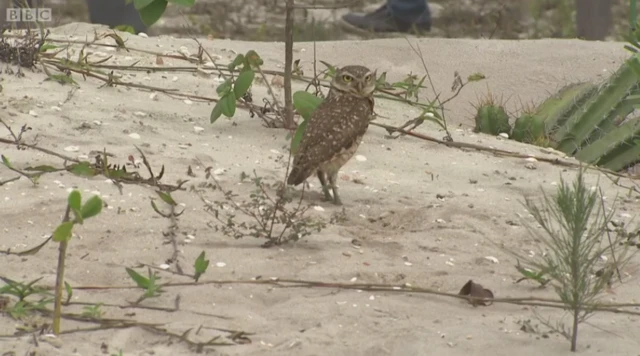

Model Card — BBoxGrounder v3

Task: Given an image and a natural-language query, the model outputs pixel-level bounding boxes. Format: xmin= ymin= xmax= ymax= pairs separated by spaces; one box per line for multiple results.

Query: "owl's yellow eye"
xmin=342 ymin=75 xmax=353 ymax=82
xmin=364 ymin=75 xmax=372 ymax=81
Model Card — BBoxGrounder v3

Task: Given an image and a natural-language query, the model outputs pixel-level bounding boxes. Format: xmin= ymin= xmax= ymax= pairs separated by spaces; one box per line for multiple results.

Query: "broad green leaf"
xmin=210 ymin=100 xmax=224 ymax=123
xmin=293 ymin=91 xmax=323 ymax=120
xmin=290 ymin=119 xmax=308 ymax=154
xmin=64 ymin=281 xmax=73 ymax=304
xmin=81 ymin=195 xmax=103 ymax=220
xmin=133 ymin=0 xmax=156 ymax=9
xmin=167 ymin=0 xmax=195 ymax=5
xmin=156 ymin=190 xmax=176 ymax=206
xmin=221 ymin=93 xmax=236 ymax=117
xmin=467 ymin=72 xmax=486 ymax=82
xmin=228 ymin=54 xmax=245 ymax=71
xmin=114 ymin=24 xmax=135 ymax=34
xmin=39 ymin=43 xmax=57 ymax=52
xmin=245 ymin=50 xmax=263 ymax=67
xmin=233 ymin=70 xmax=254 ymax=98
xmin=126 ymin=268 xmax=150 ymax=289
xmin=68 ymin=190 xmax=83 ymax=223
xmin=52 ymin=221 xmax=75 ymax=242
xmin=1 ymin=155 xmax=13 ymax=169
xmin=194 ymin=251 xmax=209 ymax=282
xmin=68 ymin=190 xmax=82 ymax=211
xmin=69 ymin=162 xmax=97 ymax=177
xmin=137 ymin=0 xmax=167 ymax=26
xmin=216 ymin=79 xmax=232 ymax=96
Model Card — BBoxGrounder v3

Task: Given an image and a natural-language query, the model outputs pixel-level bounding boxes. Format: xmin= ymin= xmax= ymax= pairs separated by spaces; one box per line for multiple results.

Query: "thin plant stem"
xmin=283 ymin=0 xmax=295 ymax=129
xmin=52 ymin=204 xmax=71 ymax=335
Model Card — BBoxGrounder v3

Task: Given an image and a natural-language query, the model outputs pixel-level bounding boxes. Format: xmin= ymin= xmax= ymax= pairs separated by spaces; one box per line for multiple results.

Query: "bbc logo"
xmin=6 ymin=8 xmax=52 ymax=22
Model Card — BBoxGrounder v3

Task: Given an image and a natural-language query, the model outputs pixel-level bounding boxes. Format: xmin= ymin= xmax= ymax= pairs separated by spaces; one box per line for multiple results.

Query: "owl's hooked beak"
xmin=356 ymin=81 xmax=364 ymax=94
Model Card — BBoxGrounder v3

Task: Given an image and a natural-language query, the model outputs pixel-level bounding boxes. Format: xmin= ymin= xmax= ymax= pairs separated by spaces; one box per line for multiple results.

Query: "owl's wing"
xmin=288 ymin=95 xmax=373 ymax=184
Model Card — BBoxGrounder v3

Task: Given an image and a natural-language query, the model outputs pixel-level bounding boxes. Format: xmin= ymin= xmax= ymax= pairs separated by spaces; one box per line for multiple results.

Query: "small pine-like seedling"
xmin=511 ymin=169 xmax=635 ymax=351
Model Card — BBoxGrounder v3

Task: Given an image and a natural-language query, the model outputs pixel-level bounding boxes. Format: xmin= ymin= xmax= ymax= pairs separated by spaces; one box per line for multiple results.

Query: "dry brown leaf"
xmin=458 ymin=279 xmax=494 ymax=307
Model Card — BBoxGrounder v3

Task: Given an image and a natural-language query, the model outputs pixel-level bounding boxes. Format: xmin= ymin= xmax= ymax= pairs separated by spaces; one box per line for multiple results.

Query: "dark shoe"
xmin=341 ymin=4 xmax=431 ymax=34
xmin=85 ymin=0 xmax=148 ymax=34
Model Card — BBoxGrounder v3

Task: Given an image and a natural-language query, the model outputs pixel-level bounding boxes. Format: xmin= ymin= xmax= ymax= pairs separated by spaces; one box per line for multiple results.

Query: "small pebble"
xmin=355 ymin=155 xmax=367 ymax=162
xmin=128 ymin=133 xmax=141 ymax=139
xmin=159 ymin=264 xmax=170 ymax=270
xmin=28 ymin=110 xmax=38 ymax=117
xmin=215 ymin=262 xmax=226 ymax=268
xmin=64 ymin=146 xmax=79 ymax=152
xmin=484 ymin=256 xmax=499 ymax=264
xmin=194 ymin=126 xmax=204 ymax=133
xmin=313 ymin=206 xmax=325 ymax=212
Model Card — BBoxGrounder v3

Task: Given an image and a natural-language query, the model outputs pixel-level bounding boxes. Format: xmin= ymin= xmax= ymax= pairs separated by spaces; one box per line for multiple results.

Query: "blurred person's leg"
xmin=85 ymin=0 xmax=147 ymax=34
xmin=341 ymin=0 xmax=431 ymax=33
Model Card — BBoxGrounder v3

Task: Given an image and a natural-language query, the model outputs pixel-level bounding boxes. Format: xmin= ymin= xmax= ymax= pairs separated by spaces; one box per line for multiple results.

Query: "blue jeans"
xmin=387 ymin=0 xmax=430 ymax=24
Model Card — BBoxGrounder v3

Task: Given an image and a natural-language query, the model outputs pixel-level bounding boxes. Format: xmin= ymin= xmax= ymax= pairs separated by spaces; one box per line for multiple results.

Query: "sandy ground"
xmin=1 ymin=22 xmax=640 ymax=355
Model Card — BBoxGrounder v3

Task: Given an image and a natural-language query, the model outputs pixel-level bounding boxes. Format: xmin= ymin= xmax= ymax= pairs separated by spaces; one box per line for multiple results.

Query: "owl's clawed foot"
xmin=321 ymin=190 xmax=342 ymax=205
xmin=321 ymin=187 xmax=333 ymax=202
xmin=330 ymin=186 xmax=342 ymax=205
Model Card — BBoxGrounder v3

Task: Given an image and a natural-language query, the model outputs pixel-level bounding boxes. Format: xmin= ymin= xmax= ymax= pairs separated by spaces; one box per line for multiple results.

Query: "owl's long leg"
xmin=327 ymin=171 xmax=342 ymax=206
xmin=317 ymin=170 xmax=333 ymax=201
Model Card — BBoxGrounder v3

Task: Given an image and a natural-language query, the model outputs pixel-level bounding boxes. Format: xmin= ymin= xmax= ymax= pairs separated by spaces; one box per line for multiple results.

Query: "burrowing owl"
xmin=286 ymin=65 xmax=376 ymax=205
